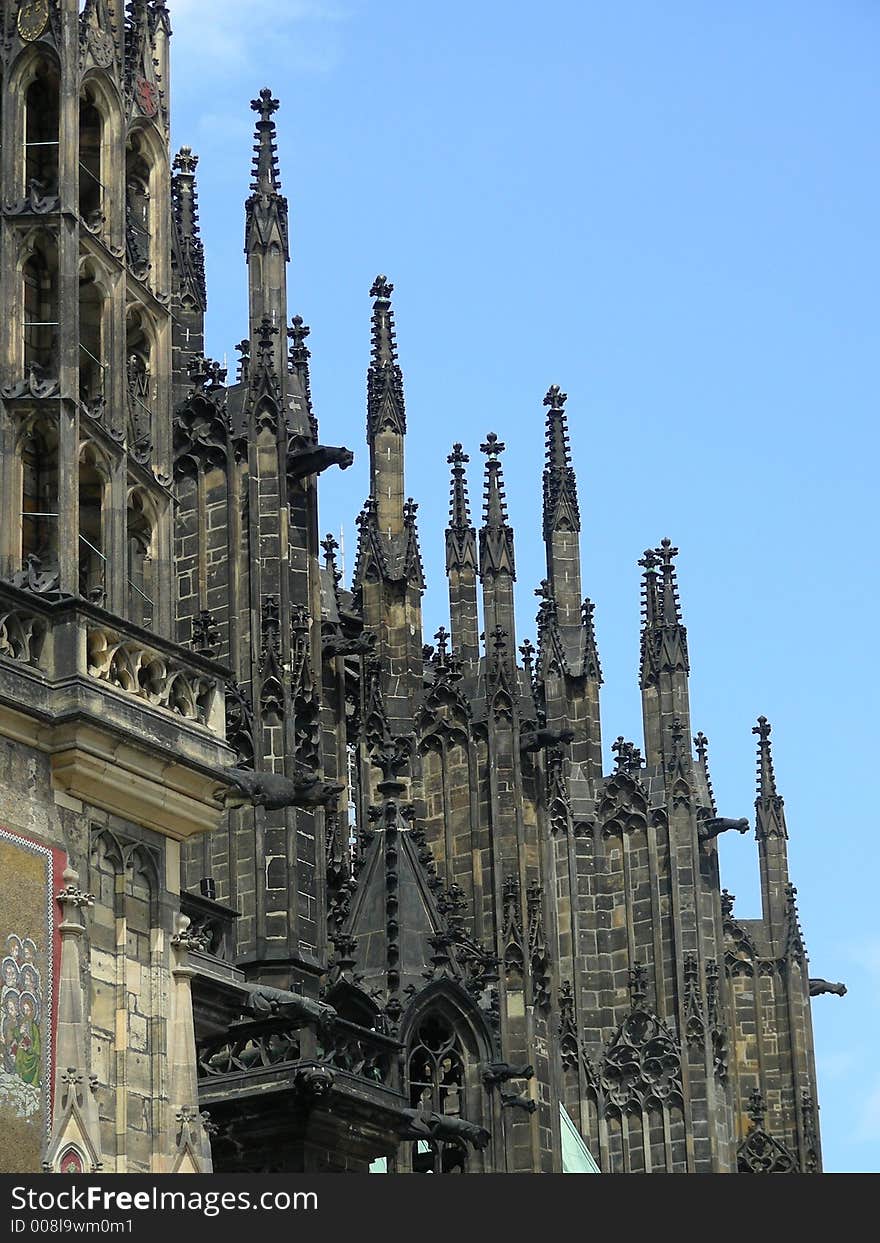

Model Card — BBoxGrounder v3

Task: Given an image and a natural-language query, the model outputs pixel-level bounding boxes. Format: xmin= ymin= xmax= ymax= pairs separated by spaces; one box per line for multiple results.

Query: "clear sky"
xmin=168 ymin=0 xmax=878 ymax=1172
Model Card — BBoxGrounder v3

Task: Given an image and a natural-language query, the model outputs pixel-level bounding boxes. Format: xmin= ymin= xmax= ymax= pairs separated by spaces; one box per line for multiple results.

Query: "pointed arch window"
xmin=21 ymin=420 xmax=59 ymax=571
xmin=23 ymin=236 xmax=59 ymax=373
xmin=78 ymin=444 xmax=107 ymax=603
xmin=25 ymin=61 xmax=60 ymax=194
xmin=79 ymin=92 xmax=104 ymax=226
xmin=125 ymin=309 xmax=153 ymax=462
xmin=407 ymin=1013 xmax=468 ymax=1174
xmin=79 ymin=264 xmax=106 ymax=405
xmin=126 ymin=134 xmax=152 ymax=275
xmin=126 ymin=489 xmax=155 ymax=628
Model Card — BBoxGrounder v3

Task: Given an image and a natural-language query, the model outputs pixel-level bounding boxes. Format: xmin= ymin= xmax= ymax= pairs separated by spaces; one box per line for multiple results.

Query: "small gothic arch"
xmin=126 ymin=486 xmax=157 ymax=628
xmin=19 ymin=414 xmax=59 ymax=570
xmin=125 ymin=305 xmax=156 ymax=461
xmin=78 ymin=72 xmax=121 ymax=230
xmin=400 ymin=982 xmax=493 ymax=1175
xmin=18 ymin=52 xmax=61 ymax=194
xmin=78 ymin=441 xmax=110 ymax=602
xmin=89 ymin=828 xmax=125 ymax=911
xmin=125 ymin=128 xmax=154 ymax=275
xmin=21 ymin=231 xmax=59 ymax=373
xmin=78 ymin=257 xmax=111 ymax=406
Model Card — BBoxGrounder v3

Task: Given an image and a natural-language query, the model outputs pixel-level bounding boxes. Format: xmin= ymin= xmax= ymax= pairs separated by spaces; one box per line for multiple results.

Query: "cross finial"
xmin=694 ymin=731 xmax=709 ymax=763
xmin=543 ymin=384 xmax=568 ymax=410
xmin=370 ymin=274 xmax=394 ymax=301
xmin=747 ymin=1087 xmax=766 ymax=1128
xmin=288 ymin=315 xmax=310 ymax=350
xmin=173 ymin=146 xmax=198 ymax=176
xmin=433 ymin=626 xmax=450 ymax=661
xmin=657 ymin=537 xmax=679 ymax=567
xmin=613 ymin=736 xmax=642 ymax=774
xmin=251 ymin=88 xmax=280 ymax=123
xmin=480 ymin=432 xmax=505 ymax=460
xmin=629 ymin=963 xmax=648 ymax=1008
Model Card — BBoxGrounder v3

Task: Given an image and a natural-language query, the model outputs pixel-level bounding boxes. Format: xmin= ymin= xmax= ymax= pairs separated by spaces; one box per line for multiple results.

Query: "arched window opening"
xmin=25 ymin=62 xmax=60 ymax=193
xmin=79 ymin=267 xmax=105 ymax=405
xmin=21 ymin=422 xmax=59 ymax=571
xmin=79 ymin=95 xmax=103 ymax=225
xmin=126 ymin=490 xmax=155 ymax=629
xmin=125 ymin=310 xmax=153 ymax=461
xmin=407 ymin=1014 xmax=469 ymax=1174
xmin=78 ymin=446 xmax=106 ymax=603
xmin=125 ymin=136 xmax=152 ymax=275
xmin=23 ymin=238 xmax=59 ymax=372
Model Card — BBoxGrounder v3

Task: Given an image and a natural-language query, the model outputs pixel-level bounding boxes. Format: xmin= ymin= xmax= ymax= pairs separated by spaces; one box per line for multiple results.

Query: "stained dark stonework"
xmin=0 ymin=1 xmax=839 ymax=1174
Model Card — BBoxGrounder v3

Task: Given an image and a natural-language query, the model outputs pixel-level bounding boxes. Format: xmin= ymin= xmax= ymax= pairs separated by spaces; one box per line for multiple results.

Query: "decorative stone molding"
xmin=87 ymin=627 xmax=220 ymax=729
xmin=0 ymin=608 xmax=48 ymax=667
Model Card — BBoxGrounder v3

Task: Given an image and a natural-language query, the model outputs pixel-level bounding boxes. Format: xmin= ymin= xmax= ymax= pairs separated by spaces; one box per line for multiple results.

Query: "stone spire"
xmin=446 ymin=444 xmax=479 ymax=664
xmin=479 ymin=433 xmax=517 ymax=658
xmin=542 ymin=386 xmax=584 ymax=628
xmin=366 ymin=276 xmax=407 ymax=538
xmin=172 ymin=146 xmax=206 ymax=311
xmin=479 ymin=434 xmax=515 ymax=578
xmin=287 ymin=315 xmax=316 ymax=440
xmin=245 ymin=90 xmax=289 ymax=377
xmin=752 ymin=716 xmax=792 ymax=951
xmin=639 ymin=539 xmax=691 ymax=768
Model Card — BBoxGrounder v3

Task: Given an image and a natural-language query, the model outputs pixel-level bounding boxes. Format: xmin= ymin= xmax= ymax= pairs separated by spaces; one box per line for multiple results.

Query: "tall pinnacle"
xmin=367 ymin=276 xmax=405 ymax=438
xmin=287 ymin=315 xmax=316 ymax=439
xmin=245 ymin=88 xmax=289 ymax=259
xmin=251 ymin=89 xmax=282 ymax=197
xmin=542 ymin=385 xmax=580 ymax=539
xmin=639 ymin=539 xmax=689 ymax=688
xmin=541 ymin=384 xmax=584 ymax=629
xmin=752 ymin=716 xmax=792 ymax=951
xmin=753 ymin=716 xmax=787 ymax=839
xmin=481 ymin=435 xmax=510 ymax=526
xmin=446 ymin=444 xmax=477 ymax=572
xmin=446 ymin=444 xmax=479 ymax=662
xmin=479 ymin=434 xmax=517 ymax=654
xmin=172 ymin=146 xmax=206 ymax=310
xmin=478 ymin=434 xmax=516 ymax=579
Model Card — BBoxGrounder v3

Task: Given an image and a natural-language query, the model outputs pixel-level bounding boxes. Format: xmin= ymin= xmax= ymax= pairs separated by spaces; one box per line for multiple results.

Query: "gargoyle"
xmin=321 ymin=630 xmax=375 ymax=660
xmin=217 ymin=767 xmax=343 ymax=811
xmin=481 ymin=1062 xmax=534 ymax=1087
xmin=520 ymin=727 xmax=575 ymax=754
xmin=244 ymin=983 xmax=337 ymax=1029
xmin=809 ymin=979 xmax=847 ymax=998
xmin=400 ymin=1106 xmax=490 ymax=1151
xmin=500 ymin=1093 xmax=537 ymax=1113
xmin=698 ymin=817 xmax=749 ymax=842
xmin=287 ymin=444 xmax=354 ymax=482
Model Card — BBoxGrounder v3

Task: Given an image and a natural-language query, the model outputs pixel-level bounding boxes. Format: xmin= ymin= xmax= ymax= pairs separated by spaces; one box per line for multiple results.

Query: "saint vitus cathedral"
xmin=0 ymin=0 xmax=845 ymax=1176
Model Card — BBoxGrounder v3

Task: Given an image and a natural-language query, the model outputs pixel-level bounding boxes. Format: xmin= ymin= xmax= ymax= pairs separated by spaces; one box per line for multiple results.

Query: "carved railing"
xmin=180 ymin=891 xmax=239 ymax=964
xmin=0 ymin=581 xmax=227 ymax=741
xmin=197 ymin=1012 xmax=399 ymax=1092
xmin=87 ymin=626 xmax=218 ymax=727
xmin=0 ymin=606 xmax=48 ymax=668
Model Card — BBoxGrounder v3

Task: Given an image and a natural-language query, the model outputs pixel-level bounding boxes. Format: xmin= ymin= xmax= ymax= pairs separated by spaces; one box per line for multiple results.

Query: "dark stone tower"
xmin=0 ymin=3 xmax=841 ymax=1176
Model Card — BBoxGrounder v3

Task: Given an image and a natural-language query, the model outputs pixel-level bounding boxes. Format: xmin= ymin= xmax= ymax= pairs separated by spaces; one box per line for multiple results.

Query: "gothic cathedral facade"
xmin=0 ymin=1 xmax=841 ymax=1174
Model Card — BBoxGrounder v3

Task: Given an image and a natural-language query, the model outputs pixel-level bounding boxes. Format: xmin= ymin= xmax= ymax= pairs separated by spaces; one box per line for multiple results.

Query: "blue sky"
xmin=168 ymin=1 xmax=878 ymax=1172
